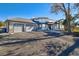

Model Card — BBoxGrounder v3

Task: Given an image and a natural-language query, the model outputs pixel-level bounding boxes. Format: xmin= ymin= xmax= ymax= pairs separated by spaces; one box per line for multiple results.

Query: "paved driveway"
xmin=0 ymin=33 xmax=9 ymax=36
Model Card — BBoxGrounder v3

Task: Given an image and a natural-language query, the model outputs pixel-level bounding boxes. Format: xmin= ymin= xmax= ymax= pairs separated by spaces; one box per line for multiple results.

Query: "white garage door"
xmin=25 ymin=26 xmax=34 ymax=32
xmin=13 ymin=24 xmax=23 ymax=33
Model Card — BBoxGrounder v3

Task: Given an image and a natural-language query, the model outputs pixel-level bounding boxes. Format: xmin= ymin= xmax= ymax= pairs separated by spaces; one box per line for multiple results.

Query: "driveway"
xmin=0 ymin=33 xmax=9 ymax=36
xmin=0 ymin=31 xmax=75 ymax=56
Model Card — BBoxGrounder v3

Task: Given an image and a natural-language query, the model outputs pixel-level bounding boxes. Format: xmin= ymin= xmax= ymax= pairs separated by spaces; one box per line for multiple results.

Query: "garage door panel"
xmin=14 ymin=26 xmax=23 ymax=33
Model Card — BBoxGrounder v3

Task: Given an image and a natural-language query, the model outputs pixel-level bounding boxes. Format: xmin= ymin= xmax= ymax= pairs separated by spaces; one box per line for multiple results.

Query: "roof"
xmin=6 ymin=17 xmax=33 ymax=23
xmin=32 ymin=17 xmax=49 ymax=20
xmin=47 ymin=22 xmax=54 ymax=24
xmin=32 ymin=17 xmax=54 ymax=24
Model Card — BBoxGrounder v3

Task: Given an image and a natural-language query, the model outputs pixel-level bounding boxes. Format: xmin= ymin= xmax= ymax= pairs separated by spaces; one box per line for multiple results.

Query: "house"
xmin=5 ymin=18 xmax=36 ymax=34
xmin=5 ymin=17 xmax=55 ymax=34
xmin=32 ymin=17 xmax=54 ymax=31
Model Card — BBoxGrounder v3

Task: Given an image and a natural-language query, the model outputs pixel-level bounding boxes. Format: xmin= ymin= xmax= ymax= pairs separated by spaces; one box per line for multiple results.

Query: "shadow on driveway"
xmin=58 ymin=37 xmax=79 ymax=56
xmin=44 ymin=31 xmax=64 ymax=37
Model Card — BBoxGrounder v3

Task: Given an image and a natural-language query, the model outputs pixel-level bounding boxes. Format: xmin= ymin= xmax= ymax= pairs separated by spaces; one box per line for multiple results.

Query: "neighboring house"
xmin=53 ymin=19 xmax=64 ymax=30
xmin=5 ymin=18 xmax=36 ymax=34
xmin=0 ymin=22 xmax=7 ymax=33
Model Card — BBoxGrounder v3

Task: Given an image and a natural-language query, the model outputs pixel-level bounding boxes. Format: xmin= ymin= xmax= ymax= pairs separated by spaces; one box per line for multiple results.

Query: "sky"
xmin=0 ymin=3 xmax=65 ymax=21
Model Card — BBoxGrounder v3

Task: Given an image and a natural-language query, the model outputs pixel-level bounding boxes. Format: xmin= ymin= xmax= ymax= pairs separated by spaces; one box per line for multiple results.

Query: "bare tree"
xmin=51 ymin=3 xmax=79 ymax=33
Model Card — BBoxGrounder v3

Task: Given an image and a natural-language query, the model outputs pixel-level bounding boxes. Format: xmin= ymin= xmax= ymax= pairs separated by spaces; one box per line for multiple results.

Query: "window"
xmin=14 ymin=23 xmax=23 ymax=26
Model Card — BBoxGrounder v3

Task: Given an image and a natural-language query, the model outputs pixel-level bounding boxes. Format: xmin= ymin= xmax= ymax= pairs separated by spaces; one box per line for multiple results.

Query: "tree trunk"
xmin=67 ymin=3 xmax=71 ymax=34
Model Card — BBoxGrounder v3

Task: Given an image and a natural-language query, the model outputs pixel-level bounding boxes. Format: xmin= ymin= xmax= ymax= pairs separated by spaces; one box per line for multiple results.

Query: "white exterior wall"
xmin=7 ymin=21 xmax=35 ymax=33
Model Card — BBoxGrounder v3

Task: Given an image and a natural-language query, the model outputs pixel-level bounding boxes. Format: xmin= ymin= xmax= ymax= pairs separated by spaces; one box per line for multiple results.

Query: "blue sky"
xmin=0 ymin=3 xmax=64 ymax=21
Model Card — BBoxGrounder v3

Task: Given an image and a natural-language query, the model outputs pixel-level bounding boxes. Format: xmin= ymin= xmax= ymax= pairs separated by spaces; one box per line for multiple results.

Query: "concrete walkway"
xmin=0 ymin=33 xmax=9 ymax=36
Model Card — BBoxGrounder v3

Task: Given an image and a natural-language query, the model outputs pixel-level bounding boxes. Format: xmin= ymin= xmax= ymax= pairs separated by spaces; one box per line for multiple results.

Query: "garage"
xmin=13 ymin=24 xmax=23 ymax=33
xmin=6 ymin=18 xmax=36 ymax=33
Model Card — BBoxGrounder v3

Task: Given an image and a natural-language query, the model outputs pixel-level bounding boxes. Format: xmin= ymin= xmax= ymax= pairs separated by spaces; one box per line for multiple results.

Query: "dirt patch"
xmin=0 ymin=31 xmax=75 ymax=56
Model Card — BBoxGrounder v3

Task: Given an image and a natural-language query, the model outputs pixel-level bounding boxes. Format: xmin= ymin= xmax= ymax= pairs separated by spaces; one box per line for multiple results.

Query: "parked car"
xmin=0 ymin=28 xmax=7 ymax=33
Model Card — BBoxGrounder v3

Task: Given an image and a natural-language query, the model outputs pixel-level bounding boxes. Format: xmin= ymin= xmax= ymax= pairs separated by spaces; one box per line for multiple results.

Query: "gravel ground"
xmin=0 ymin=31 xmax=76 ymax=56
